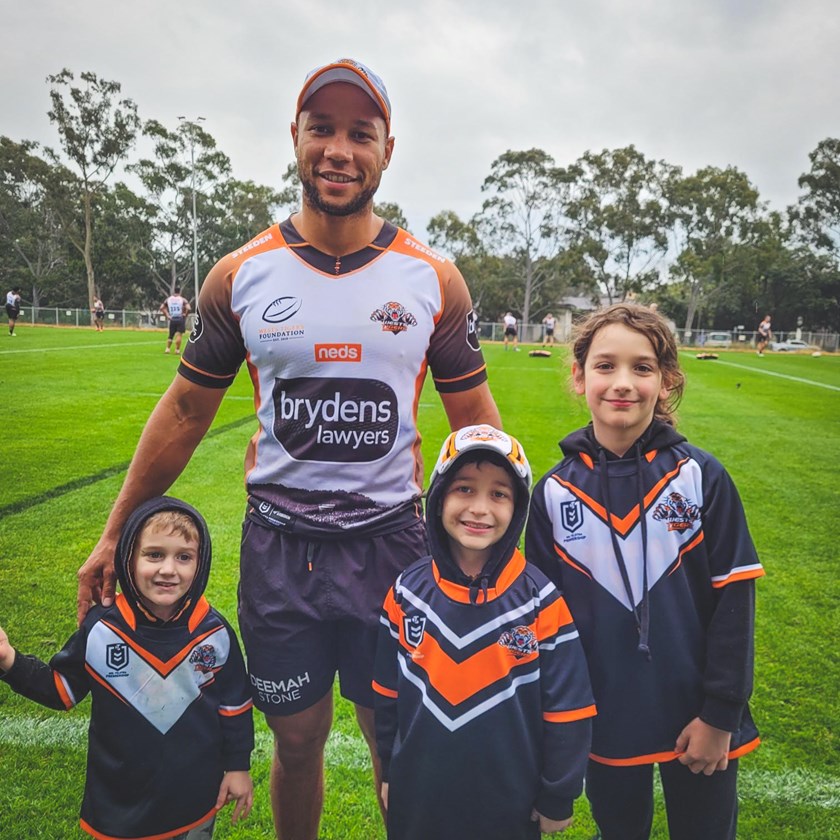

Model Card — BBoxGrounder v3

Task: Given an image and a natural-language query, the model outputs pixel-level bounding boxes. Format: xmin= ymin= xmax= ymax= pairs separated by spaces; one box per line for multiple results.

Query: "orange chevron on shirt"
xmin=409 ymin=622 xmax=539 ymax=705
xmin=551 ymin=457 xmax=691 ymax=537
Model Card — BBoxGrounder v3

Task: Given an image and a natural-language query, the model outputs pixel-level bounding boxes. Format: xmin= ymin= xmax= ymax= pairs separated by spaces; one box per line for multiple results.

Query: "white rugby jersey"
xmin=180 ymin=219 xmax=487 ymax=531
xmin=165 ymin=294 xmax=188 ymax=319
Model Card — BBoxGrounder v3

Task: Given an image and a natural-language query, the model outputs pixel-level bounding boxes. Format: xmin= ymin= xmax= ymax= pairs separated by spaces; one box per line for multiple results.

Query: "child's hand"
xmin=675 ymin=717 xmax=731 ymax=775
xmin=380 ymin=781 xmax=389 ymax=812
xmin=0 ymin=625 xmax=16 ymax=672
xmin=215 ymin=770 xmax=253 ymax=824
xmin=531 ymin=809 xmax=572 ymax=833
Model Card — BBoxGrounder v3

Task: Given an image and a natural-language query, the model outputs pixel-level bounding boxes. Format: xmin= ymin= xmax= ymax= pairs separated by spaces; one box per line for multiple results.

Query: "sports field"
xmin=1 ymin=325 xmax=838 ymax=839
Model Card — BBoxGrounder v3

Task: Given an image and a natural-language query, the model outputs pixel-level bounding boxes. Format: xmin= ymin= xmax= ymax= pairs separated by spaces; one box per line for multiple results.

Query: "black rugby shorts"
xmin=238 ymin=516 xmax=427 ymax=716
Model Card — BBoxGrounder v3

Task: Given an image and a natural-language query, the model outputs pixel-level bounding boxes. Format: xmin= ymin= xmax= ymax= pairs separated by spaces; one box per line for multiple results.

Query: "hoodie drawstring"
xmin=598 ymin=447 xmax=652 ymax=660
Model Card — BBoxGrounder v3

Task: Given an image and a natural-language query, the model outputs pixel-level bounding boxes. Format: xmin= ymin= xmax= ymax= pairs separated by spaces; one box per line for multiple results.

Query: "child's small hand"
xmin=675 ymin=717 xmax=731 ymax=775
xmin=0 ymin=624 xmax=16 ymax=672
xmin=380 ymin=781 xmax=389 ymax=812
xmin=531 ymin=809 xmax=572 ymax=833
xmin=215 ymin=770 xmax=253 ymax=824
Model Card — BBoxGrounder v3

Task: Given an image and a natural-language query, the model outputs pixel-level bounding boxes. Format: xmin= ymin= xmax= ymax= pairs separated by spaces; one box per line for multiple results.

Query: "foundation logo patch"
xmin=189 ymin=644 xmax=217 ymax=673
xmin=403 ymin=614 xmax=426 ymax=647
xmin=370 ymin=301 xmax=417 ymax=335
xmin=652 ymin=492 xmax=700 ymax=532
xmin=498 ymin=625 xmax=538 ymax=659
xmin=106 ymin=642 xmax=129 ymax=671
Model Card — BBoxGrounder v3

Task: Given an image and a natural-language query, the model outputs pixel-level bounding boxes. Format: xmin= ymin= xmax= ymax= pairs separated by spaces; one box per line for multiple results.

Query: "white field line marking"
xmin=2 ymin=715 xmax=837 ymax=807
xmin=0 ymin=340 xmax=162 ymax=355
xmin=682 ymin=353 xmax=840 ymax=392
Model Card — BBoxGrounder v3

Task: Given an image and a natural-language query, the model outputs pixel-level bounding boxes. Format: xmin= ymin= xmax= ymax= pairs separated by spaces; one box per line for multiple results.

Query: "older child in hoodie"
xmin=525 ymin=303 xmax=764 ymax=840
xmin=373 ymin=425 xmax=595 ymax=839
xmin=0 ymin=496 xmax=253 ymax=840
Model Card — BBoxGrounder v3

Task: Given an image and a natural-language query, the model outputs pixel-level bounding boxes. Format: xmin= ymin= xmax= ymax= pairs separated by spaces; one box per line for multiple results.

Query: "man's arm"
xmin=76 ymin=376 xmax=227 ymax=624
xmin=438 ymin=382 xmax=501 ymax=430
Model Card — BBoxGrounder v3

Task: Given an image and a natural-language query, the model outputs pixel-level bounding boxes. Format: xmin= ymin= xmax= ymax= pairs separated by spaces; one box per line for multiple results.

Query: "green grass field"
xmin=1 ymin=325 xmax=838 ymax=839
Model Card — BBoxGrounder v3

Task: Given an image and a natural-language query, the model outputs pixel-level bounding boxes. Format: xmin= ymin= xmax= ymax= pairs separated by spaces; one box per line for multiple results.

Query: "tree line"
xmin=1 ymin=69 xmax=838 ymax=334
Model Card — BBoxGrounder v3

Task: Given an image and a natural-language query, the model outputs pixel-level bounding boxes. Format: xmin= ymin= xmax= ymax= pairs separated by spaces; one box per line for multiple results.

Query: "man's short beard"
xmin=299 ymin=171 xmax=381 ymax=218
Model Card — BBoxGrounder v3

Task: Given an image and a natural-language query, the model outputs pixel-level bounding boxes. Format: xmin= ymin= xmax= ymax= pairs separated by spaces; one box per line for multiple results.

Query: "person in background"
xmin=161 ymin=286 xmax=191 ymax=354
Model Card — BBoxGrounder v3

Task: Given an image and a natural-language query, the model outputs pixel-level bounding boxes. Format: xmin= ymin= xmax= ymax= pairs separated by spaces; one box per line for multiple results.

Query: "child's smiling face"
xmin=131 ymin=523 xmax=198 ymax=621
xmin=441 ymin=459 xmax=516 ymax=578
xmin=573 ymin=322 xmax=670 ymax=456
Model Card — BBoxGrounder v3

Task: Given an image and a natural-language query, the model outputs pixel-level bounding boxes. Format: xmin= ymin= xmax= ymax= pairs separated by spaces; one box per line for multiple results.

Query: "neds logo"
xmin=315 ymin=343 xmax=362 ymax=362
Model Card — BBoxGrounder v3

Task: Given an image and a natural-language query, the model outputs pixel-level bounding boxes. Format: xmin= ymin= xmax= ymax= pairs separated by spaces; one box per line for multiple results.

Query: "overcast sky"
xmin=4 ymin=0 xmax=838 ymax=237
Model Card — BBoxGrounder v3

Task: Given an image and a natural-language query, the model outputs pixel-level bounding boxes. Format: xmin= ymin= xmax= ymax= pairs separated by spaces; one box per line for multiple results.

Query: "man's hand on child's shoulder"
xmin=215 ymin=770 xmax=253 ymax=824
xmin=675 ymin=716 xmax=732 ymax=775
xmin=531 ymin=809 xmax=573 ymax=834
xmin=0 ymin=624 xmax=16 ymax=672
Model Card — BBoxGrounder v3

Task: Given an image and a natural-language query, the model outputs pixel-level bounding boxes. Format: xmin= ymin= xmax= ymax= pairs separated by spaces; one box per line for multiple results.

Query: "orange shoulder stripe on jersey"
xmin=407 ymin=622 xmax=538 ymax=704
xmin=53 ymin=671 xmax=75 ymax=710
xmin=553 ymin=544 xmax=593 ymax=579
xmin=544 ymin=703 xmax=597 ymax=723
xmin=535 ymin=594 xmax=575 ymax=641
xmin=388 ymin=233 xmax=449 ymax=269
xmin=187 ymin=596 xmax=211 ymax=633
xmin=372 ymin=679 xmax=398 ymax=699
xmin=711 ymin=566 xmax=766 ymax=589
xmin=552 ymin=457 xmax=690 ymax=536
xmin=115 ymin=593 xmax=137 ymax=630
xmin=667 ymin=530 xmax=705 ymax=577
xmin=100 ymin=620 xmax=222 ymax=676
xmin=383 ymin=588 xmax=401 ymax=623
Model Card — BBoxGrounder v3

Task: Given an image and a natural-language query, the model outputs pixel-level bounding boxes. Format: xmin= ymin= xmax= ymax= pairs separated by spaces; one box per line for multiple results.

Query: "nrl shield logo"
xmin=560 ymin=499 xmax=584 ymax=532
xmin=106 ymin=642 xmax=129 ymax=671
xmin=403 ymin=614 xmax=426 ymax=647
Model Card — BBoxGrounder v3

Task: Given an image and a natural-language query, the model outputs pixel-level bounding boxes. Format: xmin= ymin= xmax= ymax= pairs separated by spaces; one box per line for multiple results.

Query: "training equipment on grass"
xmin=695 ymin=353 xmax=719 ymax=360
xmin=528 ymin=349 xmax=552 ymax=357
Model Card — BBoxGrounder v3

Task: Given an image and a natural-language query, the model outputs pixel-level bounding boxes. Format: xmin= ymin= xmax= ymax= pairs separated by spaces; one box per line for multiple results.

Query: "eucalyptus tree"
xmin=45 ymin=69 xmax=140 ymax=318
xmin=475 ymin=148 xmax=566 ymax=326
xmin=129 ymin=118 xmax=230 ymax=302
xmin=795 ymin=137 xmax=840 ymax=262
xmin=666 ymin=166 xmax=759 ymax=337
xmin=558 ymin=145 xmax=676 ymax=304
xmin=0 ymin=137 xmax=68 ymax=306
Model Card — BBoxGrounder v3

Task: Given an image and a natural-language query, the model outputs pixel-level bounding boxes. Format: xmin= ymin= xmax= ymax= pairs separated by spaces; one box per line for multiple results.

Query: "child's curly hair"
xmin=571 ymin=303 xmax=686 ymax=426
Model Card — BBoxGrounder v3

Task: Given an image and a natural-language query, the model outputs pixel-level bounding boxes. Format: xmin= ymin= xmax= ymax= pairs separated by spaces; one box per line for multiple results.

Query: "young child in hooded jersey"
xmin=525 ymin=303 xmax=764 ymax=840
xmin=0 ymin=497 xmax=254 ymax=840
xmin=373 ymin=425 xmax=596 ymax=840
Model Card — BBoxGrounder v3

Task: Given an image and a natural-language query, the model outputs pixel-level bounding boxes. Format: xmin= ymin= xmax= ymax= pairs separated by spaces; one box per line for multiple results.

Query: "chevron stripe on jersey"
xmin=545 ymin=456 xmax=708 ymax=610
xmin=380 ymin=559 xmax=582 ymax=729
xmin=85 ymin=620 xmax=231 ymax=733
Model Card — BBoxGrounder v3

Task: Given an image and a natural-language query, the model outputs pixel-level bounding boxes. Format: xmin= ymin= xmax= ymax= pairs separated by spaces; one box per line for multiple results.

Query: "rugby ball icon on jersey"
xmin=263 ymin=296 xmax=302 ymax=323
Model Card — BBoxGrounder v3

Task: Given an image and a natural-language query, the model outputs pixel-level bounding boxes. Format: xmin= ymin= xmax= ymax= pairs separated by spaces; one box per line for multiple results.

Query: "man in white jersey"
xmin=77 ymin=58 xmax=501 ymax=840
xmin=160 ymin=285 xmax=191 ymax=354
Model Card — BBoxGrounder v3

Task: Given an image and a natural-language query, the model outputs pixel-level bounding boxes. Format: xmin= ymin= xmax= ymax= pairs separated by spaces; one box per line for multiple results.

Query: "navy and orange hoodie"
xmin=0 ymin=497 xmax=253 ymax=840
xmin=525 ymin=420 xmax=763 ymax=767
xmin=372 ymin=425 xmax=595 ymax=840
